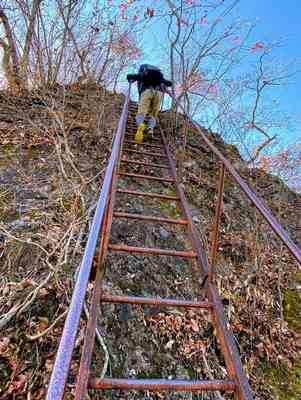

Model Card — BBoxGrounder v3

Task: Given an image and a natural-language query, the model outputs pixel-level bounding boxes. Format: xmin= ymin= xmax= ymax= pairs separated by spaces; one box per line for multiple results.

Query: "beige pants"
xmin=138 ymin=89 xmax=162 ymax=118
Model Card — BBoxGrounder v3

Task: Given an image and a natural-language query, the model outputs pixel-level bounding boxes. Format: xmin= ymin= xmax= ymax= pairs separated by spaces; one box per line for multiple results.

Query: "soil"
xmin=0 ymin=84 xmax=300 ymax=399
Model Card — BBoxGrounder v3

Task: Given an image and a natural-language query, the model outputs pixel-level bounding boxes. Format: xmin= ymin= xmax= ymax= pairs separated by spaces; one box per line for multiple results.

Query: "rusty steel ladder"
xmin=46 ymin=86 xmax=301 ymax=400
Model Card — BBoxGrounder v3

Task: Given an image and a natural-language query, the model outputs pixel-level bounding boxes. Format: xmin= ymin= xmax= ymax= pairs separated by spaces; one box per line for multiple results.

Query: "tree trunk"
xmin=0 ymin=39 xmax=23 ymax=91
xmin=0 ymin=3 xmax=41 ymax=91
xmin=0 ymin=8 xmax=23 ymax=91
xmin=20 ymin=0 xmax=42 ymax=81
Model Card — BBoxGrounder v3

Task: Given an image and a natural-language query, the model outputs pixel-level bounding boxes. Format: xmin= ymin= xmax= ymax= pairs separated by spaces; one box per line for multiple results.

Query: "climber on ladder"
xmin=127 ymin=64 xmax=172 ymax=143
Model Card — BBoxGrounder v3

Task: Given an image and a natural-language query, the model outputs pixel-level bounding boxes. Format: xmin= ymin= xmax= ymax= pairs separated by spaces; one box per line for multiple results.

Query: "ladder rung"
xmin=113 ymin=212 xmax=187 ymax=225
xmin=125 ymin=136 xmax=161 ymax=143
xmin=121 ymin=158 xmax=169 ymax=169
xmin=124 ymin=140 xmax=163 ymax=149
xmin=123 ymin=149 xmax=166 ymax=158
xmin=119 ymin=172 xmax=174 ymax=183
xmin=126 ymin=122 xmax=155 ymax=126
xmin=117 ymin=189 xmax=179 ymax=201
xmin=108 ymin=244 xmax=197 ymax=258
xmin=100 ymin=294 xmax=212 ymax=309
xmin=88 ymin=378 xmax=236 ymax=392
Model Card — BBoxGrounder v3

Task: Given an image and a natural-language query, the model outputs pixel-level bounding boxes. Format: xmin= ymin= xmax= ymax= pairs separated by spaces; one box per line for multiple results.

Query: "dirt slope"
xmin=0 ymin=85 xmax=300 ymax=399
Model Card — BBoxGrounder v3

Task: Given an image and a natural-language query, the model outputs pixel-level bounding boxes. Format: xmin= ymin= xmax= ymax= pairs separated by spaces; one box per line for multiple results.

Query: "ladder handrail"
xmin=160 ymin=125 xmax=253 ymax=399
xmin=165 ymin=88 xmax=301 ymax=267
xmin=46 ymin=86 xmax=132 ymax=400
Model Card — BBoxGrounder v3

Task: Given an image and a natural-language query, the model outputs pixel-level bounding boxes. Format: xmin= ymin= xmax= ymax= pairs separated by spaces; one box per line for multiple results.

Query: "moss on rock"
xmin=0 ymin=186 xmax=17 ymax=222
xmin=158 ymin=189 xmax=182 ymax=219
xmin=283 ymin=288 xmax=301 ymax=333
xmin=264 ymin=360 xmax=301 ymax=399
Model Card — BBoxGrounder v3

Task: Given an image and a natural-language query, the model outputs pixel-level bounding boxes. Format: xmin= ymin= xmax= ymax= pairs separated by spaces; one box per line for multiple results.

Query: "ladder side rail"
xmin=75 ymin=93 xmax=129 ymax=399
xmin=46 ymin=86 xmax=132 ymax=400
xmin=160 ymin=126 xmax=253 ymax=400
xmin=164 ymin=88 xmax=301 ymax=267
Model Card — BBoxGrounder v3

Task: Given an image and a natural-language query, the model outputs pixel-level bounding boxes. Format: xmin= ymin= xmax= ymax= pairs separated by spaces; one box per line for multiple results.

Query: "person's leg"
xmin=148 ymin=91 xmax=162 ymax=132
xmin=136 ymin=89 xmax=152 ymax=126
xmin=135 ymin=90 xmax=152 ymax=143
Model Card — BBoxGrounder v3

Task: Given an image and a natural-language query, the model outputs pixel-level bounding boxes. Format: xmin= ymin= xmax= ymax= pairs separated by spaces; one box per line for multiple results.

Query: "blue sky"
xmin=127 ymin=0 xmax=301 ymax=155
xmin=237 ymin=0 xmax=301 ymax=143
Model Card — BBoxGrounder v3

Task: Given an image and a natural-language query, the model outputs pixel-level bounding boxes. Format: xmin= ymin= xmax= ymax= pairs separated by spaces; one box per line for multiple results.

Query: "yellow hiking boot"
xmin=135 ymin=123 xmax=145 ymax=144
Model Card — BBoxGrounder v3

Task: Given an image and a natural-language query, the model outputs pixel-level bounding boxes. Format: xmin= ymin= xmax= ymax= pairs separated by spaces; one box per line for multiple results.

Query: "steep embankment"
xmin=160 ymin=112 xmax=301 ymax=399
xmin=0 ymin=85 xmax=300 ymax=399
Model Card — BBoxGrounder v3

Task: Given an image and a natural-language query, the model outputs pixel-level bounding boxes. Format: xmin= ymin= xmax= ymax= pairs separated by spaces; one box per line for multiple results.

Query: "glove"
xmin=127 ymin=74 xmax=137 ymax=83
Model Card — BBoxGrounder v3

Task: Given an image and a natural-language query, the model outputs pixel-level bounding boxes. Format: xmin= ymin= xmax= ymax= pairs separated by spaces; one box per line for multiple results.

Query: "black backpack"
xmin=139 ymin=64 xmax=161 ymax=75
xmin=138 ymin=64 xmax=162 ymax=85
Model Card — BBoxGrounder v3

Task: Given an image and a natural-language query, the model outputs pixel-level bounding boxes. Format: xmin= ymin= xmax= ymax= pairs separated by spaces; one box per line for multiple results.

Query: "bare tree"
xmin=0 ymin=0 xmax=142 ymax=89
xmin=0 ymin=0 xmax=41 ymax=90
xmin=160 ymin=0 xmax=298 ymax=162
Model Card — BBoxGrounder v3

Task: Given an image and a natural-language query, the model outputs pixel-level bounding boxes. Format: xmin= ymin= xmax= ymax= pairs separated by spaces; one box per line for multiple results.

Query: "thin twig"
xmin=73 ymin=264 xmax=110 ymax=378
xmin=25 ymin=310 xmax=67 ymax=341
xmin=201 ymin=353 xmax=225 ymax=400
xmin=72 ymin=202 xmax=97 ymax=258
xmin=0 ymin=224 xmax=50 ymax=257
xmin=0 ymin=271 xmax=53 ymax=330
xmin=83 ymin=301 xmax=110 ymax=379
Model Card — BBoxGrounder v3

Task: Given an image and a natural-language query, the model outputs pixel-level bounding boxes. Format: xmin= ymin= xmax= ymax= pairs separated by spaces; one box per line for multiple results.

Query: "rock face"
xmin=0 ymin=85 xmax=300 ymax=399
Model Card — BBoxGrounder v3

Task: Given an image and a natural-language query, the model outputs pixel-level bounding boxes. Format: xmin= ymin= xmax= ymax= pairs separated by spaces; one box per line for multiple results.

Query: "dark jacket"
xmin=127 ymin=69 xmax=172 ymax=97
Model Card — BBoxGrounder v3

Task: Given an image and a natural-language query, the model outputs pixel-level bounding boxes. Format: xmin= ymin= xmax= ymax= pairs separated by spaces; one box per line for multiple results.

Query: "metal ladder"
xmin=47 ymin=86 xmax=301 ymax=399
xmin=46 ymin=94 xmax=252 ymax=399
